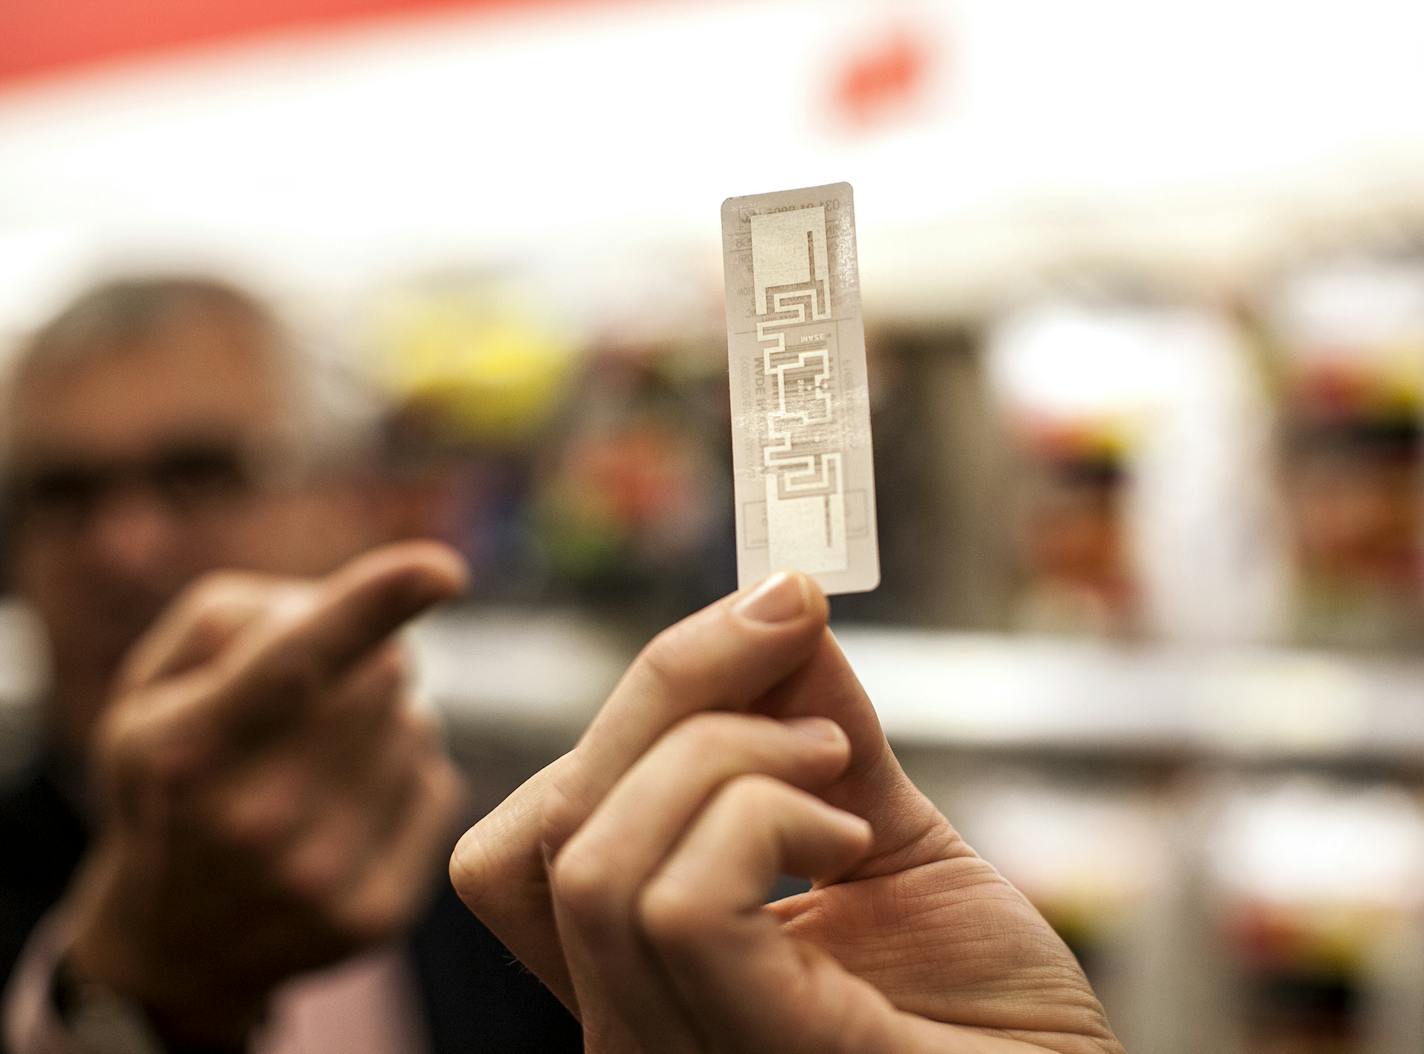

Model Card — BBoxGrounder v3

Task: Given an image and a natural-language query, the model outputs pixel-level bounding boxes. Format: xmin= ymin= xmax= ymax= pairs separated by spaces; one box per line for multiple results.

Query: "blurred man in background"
xmin=0 ymin=277 xmax=579 ymax=1052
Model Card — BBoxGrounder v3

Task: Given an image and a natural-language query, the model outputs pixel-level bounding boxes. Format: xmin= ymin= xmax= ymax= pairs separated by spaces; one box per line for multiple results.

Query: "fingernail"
xmin=733 ymin=571 xmax=807 ymax=624
xmin=784 ymin=717 xmax=844 ymax=743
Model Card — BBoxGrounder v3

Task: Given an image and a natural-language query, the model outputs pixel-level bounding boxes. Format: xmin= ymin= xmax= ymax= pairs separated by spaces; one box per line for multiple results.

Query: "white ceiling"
xmin=4 ymin=0 xmax=1424 ymax=332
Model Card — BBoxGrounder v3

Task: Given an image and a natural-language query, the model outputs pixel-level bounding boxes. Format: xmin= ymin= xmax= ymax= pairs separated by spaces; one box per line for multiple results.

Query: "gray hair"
xmin=0 ymin=275 xmax=380 ymax=477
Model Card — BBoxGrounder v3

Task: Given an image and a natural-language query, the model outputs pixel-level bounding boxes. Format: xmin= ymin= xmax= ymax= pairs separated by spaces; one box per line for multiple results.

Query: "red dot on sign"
xmin=831 ymin=27 xmax=937 ymax=129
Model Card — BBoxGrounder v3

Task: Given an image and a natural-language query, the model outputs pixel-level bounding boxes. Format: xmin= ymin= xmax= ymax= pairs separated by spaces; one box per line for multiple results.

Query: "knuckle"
xmin=635 ymin=605 xmax=749 ymax=707
xmin=339 ymin=878 xmax=415 ymax=946
xmin=145 ymin=739 xmax=202 ymax=796
xmin=718 ymin=772 xmax=783 ymax=817
xmin=348 ymin=902 xmax=406 ymax=946
xmin=424 ymin=759 xmax=465 ymax=820
xmin=638 ymin=876 xmax=709 ymax=946
xmin=100 ymin=707 xmax=203 ymax=802
xmin=401 ymin=759 xmax=462 ymax=838
xmin=383 ymin=643 xmax=414 ymax=685
xmin=549 ymin=842 xmax=614 ymax=922
xmin=538 ymin=771 xmax=587 ymax=863
xmin=638 ymin=620 xmax=711 ymax=697
xmin=221 ymin=784 xmax=299 ymax=857
xmin=667 ymin=711 xmax=767 ymax=757
xmin=184 ymin=606 xmax=238 ymax=656
xmin=98 ymin=721 xmax=164 ymax=821
xmin=356 ymin=645 xmax=410 ymax=701
xmin=407 ymin=711 xmax=443 ymax=751
xmin=182 ymin=570 xmax=249 ymax=614
xmin=279 ymin=847 xmax=348 ymax=908
xmin=252 ymin=639 xmax=325 ymax=702
xmin=380 ymin=708 xmax=421 ymax=753
xmin=96 ymin=710 xmax=145 ymax=779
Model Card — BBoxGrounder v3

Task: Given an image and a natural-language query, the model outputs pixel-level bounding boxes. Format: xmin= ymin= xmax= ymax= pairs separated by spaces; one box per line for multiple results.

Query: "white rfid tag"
xmin=721 ymin=182 xmax=879 ymax=595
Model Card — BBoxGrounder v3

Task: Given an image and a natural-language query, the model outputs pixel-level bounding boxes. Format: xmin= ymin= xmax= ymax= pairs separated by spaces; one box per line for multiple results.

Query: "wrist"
xmin=66 ymin=930 xmax=261 ymax=1049
xmin=52 ymin=954 xmax=246 ymax=1054
xmin=64 ymin=843 xmax=266 ymax=1048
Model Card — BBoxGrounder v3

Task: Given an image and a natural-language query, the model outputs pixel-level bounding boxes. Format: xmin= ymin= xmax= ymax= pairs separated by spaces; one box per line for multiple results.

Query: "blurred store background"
xmin=6 ymin=0 xmax=1424 ymax=1049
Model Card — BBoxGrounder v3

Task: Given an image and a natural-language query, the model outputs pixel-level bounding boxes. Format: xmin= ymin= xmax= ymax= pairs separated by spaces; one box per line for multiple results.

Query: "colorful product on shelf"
xmin=1263 ymin=253 xmax=1424 ymax=652
xmin=984 ymin=294 xmax=1282 ymax=644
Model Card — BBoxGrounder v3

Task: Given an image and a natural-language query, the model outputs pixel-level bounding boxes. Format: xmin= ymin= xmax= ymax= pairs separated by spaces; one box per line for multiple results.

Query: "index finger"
xmin=451 ymin=570 xmax=830 ymax=1012
xmin=295 ymin=540 xmax=468 ymax=676
xmin=119 ymin=572 xmax=303 ymax=691
xmin=214 ymin=540 xmax=467 ymax=725
xmin=542 ymin=570 xmax=830 ymax=853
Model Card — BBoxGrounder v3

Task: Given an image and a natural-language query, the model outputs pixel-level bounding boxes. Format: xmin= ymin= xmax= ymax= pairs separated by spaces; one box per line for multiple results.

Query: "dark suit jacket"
xmin=0 ymin=759 xmax=583 ymax=1053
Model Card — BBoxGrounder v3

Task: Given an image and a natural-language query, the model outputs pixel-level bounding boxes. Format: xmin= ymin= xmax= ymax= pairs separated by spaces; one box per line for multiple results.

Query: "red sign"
xmin=830 ymin=26 xmax=937 ymax=130
xmin=1 ymin=0 xmax=615 ymax=90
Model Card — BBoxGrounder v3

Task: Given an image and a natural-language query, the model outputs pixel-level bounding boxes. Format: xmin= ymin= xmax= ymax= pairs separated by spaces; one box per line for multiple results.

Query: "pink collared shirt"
xmin=5 ymin=911 xmax=428 ymax=1054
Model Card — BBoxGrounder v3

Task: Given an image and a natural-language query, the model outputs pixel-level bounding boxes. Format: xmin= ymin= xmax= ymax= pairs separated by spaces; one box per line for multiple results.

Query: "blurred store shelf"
xmin=5 ymin=607 xmax=1423 ymax=774
xmin=408 ymin=608 xmax=629 ymax=739
xmin=409 ymin=610 xmax=1424 ymax=768
xmin=836 ymin=630 xmax=1424 ymax=766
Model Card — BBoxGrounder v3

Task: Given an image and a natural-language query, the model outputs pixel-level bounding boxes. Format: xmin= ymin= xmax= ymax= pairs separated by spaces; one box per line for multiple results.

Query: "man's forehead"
xmin=9 ymin=327 xmax=290 ymax=457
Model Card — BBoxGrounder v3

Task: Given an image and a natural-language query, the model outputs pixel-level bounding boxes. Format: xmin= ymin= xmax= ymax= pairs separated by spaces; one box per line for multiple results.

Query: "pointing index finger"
xmin=300 ymin=541 xmax=468 ymax=677
xmin=214 ymin=541 xmax=468 ymax=728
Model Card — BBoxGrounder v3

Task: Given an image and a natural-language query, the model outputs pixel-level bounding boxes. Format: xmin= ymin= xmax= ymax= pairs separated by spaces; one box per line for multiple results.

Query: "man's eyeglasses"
xmin=4 ymin=438 xmax=289 ymax=535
